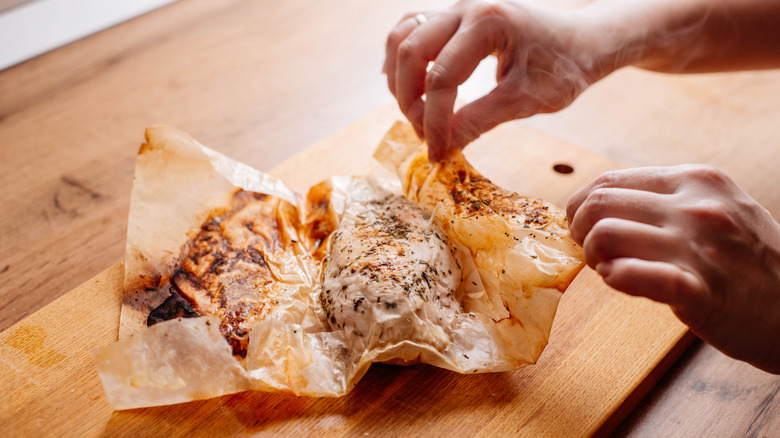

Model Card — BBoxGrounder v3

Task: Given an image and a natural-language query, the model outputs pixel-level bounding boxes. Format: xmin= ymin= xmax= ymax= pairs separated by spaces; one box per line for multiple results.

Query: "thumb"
xmin=450 ymin=84 xmax=533 ymax=150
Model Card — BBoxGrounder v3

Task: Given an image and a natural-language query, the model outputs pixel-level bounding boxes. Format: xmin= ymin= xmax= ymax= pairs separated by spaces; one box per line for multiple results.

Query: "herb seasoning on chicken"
xmin=321 ymin=178 xmax=461 ymax=354
xmin=376 ymin=121 xmax=583 ymax=303
xmin=97 ymin=124 xmax=587 ymax=407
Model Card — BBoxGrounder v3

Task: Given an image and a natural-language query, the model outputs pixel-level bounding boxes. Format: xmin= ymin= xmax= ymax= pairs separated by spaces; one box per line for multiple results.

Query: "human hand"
xmin=567 ymin=165 xmax=780 ymax=374
xmin=383 ymin=0 xmax=607 ymax=160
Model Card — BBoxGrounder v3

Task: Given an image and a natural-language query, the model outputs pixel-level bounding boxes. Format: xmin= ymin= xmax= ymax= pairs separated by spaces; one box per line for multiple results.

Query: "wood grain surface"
xmin=1 ymin=105 xmax=693 ymax=436
xmin=1 ymin=0 xmax=779 ymax=436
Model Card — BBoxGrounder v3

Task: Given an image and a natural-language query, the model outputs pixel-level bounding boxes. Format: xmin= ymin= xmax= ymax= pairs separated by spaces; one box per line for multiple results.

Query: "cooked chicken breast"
xmin=97 ymin=125 xmax=587 ymax=408
xmin=148 ymin=189 xmax=306 ymax=357
xmin=320 ymin=178 xmax=462 ymax=354
xmin=404 ymin=148 xmax=581 ymax=292
xmin=376 ymin=122 xmax=583 ymax=319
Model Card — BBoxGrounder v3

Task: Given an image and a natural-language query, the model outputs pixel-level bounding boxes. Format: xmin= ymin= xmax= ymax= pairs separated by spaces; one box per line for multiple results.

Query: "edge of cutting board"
xmin=0 ymin=104 xmax=691 ymax=437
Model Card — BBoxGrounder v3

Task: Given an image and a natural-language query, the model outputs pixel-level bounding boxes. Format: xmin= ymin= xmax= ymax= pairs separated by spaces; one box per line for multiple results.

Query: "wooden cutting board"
xmin=0 ymin=105 xmax=692 ymax=437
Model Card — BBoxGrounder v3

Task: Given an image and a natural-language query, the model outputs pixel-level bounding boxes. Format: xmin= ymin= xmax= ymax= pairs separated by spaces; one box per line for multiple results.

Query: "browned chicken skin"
xmin=148 ymin=190 xmax=304 ymax=357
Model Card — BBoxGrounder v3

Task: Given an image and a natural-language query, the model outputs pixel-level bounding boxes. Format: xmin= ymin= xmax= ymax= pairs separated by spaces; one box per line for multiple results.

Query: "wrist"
xmin=573 ymin=0 xmax=739 ymax=74
xmin=569 ymin=2 xmax=656 ymax=80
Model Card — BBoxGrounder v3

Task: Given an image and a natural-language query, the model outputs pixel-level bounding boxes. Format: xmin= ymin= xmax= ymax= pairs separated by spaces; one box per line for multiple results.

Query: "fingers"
xmin=385 ymin=12 xmax=462 ymax=141
xmin=384 ymin=12 xmax=423 ymax=96
xmin=577 ymin=199 xmax=708 ymax=317
xmin=582 ymin=217 xmax=677 ymax=269
xmin=568 ymin=187 xmax=668 ymax=244
xmin=444 ymin=79 xmax=520 ymax=151
xmin=567 ymin=167 xmax=682 ymax=224
xmin=597 ymin=258 xmax=704 ymax=308
xmin=424 ymin=87 xmax=458 ymax=161
xmin=447 ymin=77 xmax=569 ymax=151
xmin=395 ymin=14 xmax=461 ymax=126
xmin=386 ymin=6 xmax=507 ymax=159
xmin=423 ymin=19 xmax=506 ymax=159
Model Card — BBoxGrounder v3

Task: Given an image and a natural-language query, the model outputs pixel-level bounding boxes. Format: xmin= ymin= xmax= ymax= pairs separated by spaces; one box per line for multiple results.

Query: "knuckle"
xmin=696 ymin=239 xmax=725 ymax=266
xmin=397 ymin=39 xmax=420 ymax=63
xmin=570 ymin=188 xmax=613 ymax=242
xmin=425 ymin=63 xmax=451 ymax=90
xmin=585 ymin=219 xmax=618 ymax=259
xmin=581 ymin=188 xmax=614 ymax=219
xmin=594 ymin=170 xmax=621 ymax=190
xmin=386 ymin=28 xmax=406 ymax=50
xmin=470 ymin=1 xmax=510 ymax=26
xmin=685 ymin=199 xmax=738 ymax=231
xmin=586 ymin=188 xmax=613 ymax=207
xmin=681 ymin=164 xmax=733 ymax=187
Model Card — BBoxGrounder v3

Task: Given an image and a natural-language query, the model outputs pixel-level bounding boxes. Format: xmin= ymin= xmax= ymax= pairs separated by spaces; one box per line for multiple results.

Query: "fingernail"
xmin=596 ymin=261 xmax=612 ymax=277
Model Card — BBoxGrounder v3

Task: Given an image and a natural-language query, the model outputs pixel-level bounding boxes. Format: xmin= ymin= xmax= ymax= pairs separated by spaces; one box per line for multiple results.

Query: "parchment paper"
xmin=94 ymin=124 xmax=584 ymax=410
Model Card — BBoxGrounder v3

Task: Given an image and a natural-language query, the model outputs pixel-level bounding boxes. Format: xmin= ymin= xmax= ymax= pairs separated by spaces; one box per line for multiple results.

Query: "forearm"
xmin=578 ymin=0 xmax=780 ymax=75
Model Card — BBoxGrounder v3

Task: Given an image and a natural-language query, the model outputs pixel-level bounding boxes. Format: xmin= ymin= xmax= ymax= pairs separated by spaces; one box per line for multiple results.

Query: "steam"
xmin=578 ymin=0 xmax=729 ymax=74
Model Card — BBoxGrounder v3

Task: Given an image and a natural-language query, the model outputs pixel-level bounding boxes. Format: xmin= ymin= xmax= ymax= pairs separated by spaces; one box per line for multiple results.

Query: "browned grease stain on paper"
xmin=5 ymin=325 xmax=66 ymax=367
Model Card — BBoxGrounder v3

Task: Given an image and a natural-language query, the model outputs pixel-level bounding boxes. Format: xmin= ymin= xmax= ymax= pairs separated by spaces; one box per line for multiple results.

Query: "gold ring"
xmin=413 ymin=13 xmax=427 ymax=25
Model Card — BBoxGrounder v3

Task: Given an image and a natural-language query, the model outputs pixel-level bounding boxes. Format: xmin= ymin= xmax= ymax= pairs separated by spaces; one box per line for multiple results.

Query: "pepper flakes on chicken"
xmin=320 ymin=178 xmax=462 ymax=357
xmin=375 ymin=121 xmax=584 ymax=322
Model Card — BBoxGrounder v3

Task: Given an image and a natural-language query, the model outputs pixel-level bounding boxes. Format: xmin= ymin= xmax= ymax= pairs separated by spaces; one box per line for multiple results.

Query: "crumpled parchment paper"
xmin=93 ymin=123 xmax=584 ymax=410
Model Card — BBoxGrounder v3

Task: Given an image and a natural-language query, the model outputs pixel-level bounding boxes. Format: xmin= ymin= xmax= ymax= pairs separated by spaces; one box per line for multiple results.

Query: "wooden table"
xmin=1 ymin=0 xmax=778 ymax=435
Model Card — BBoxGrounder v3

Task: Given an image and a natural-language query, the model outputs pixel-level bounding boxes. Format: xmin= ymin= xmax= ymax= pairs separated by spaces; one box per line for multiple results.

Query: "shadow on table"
xmin=102 ymin=362 xmax=521 ymax=436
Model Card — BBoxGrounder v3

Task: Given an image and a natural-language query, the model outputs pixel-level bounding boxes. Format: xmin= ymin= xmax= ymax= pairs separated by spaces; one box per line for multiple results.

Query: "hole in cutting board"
xmin=552 ymin=163 xmax=574 ymax=174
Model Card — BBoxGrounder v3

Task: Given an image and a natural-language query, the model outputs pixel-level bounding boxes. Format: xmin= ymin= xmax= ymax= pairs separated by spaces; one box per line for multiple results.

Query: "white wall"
xmin=0 ymin=0 xmax=176 ymax=71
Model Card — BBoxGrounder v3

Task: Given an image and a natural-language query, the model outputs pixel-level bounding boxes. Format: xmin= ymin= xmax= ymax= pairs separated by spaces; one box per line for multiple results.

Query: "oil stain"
xmin=5 ymin=325 xmax=66 ymax=367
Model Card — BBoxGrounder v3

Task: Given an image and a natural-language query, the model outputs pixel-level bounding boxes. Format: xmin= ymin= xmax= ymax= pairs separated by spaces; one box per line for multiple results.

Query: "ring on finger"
xmin=413 ymin=13 xmax=427 ymax=25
